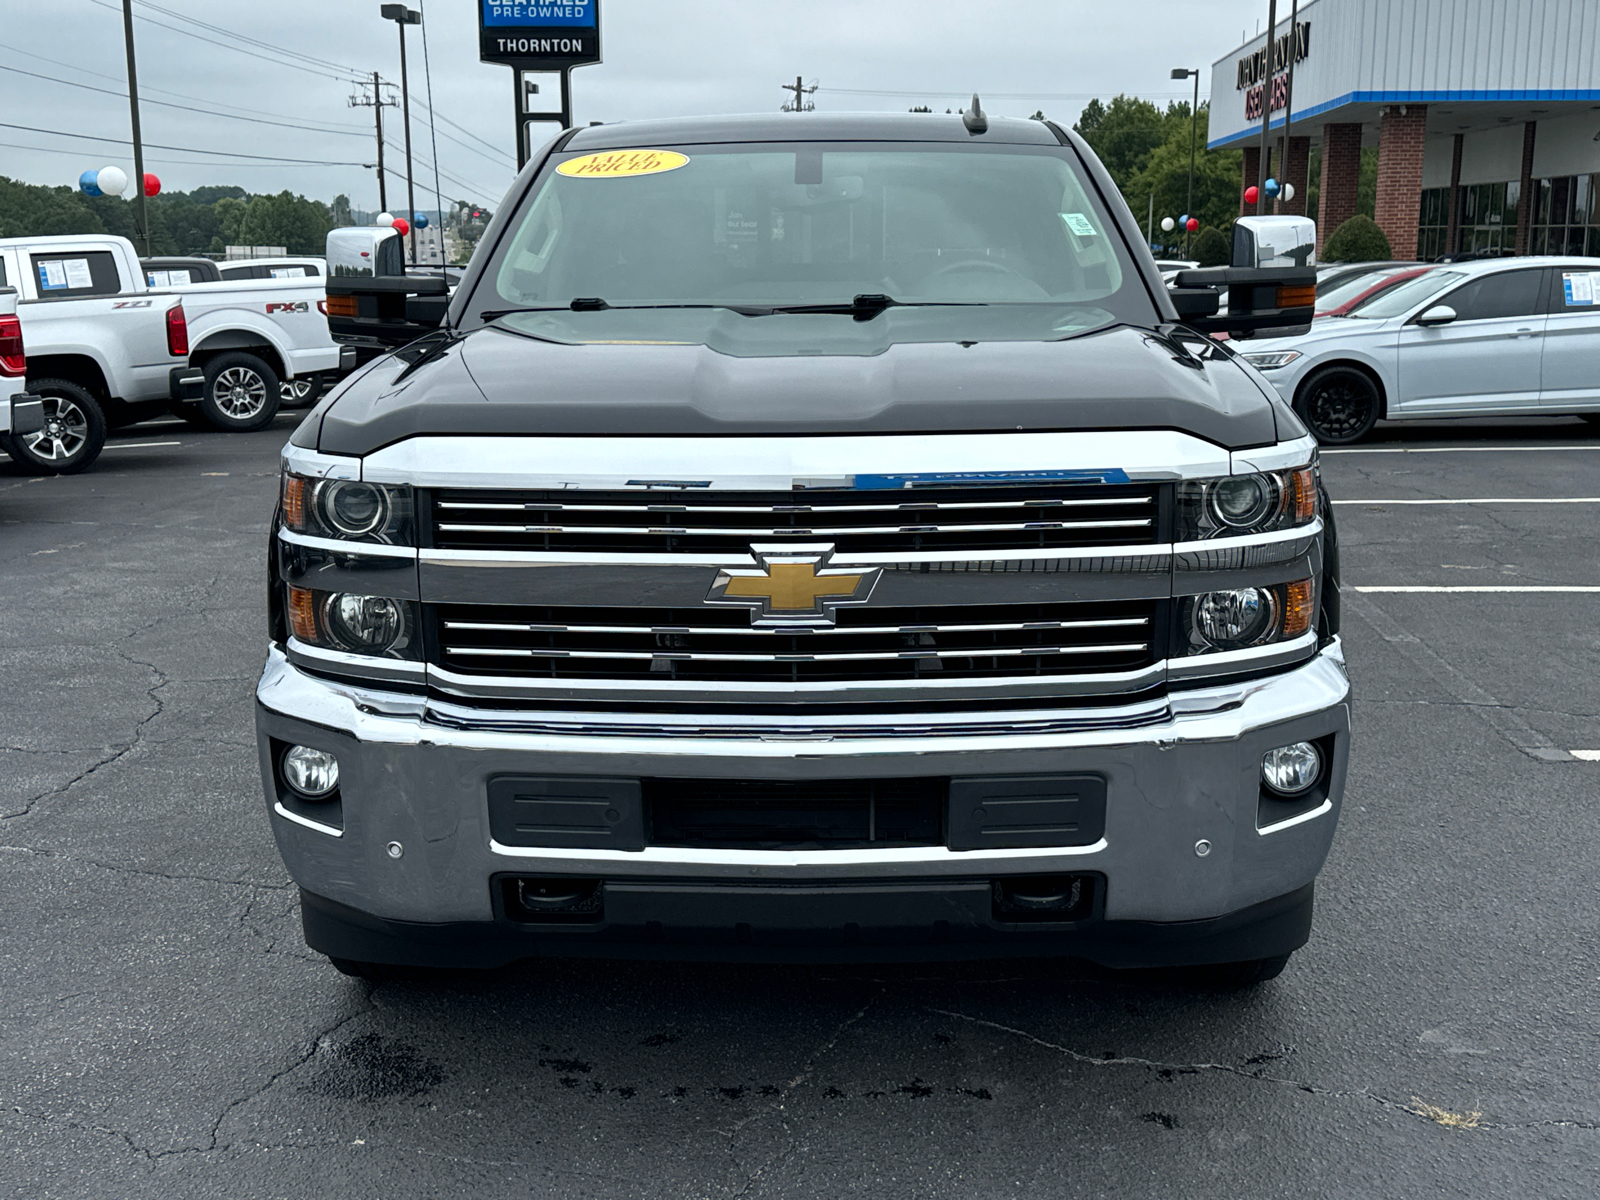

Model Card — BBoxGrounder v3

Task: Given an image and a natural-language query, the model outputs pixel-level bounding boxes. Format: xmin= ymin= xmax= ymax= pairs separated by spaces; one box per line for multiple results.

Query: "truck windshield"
xmin=476 ymin=142 xmax=1153 ymax=346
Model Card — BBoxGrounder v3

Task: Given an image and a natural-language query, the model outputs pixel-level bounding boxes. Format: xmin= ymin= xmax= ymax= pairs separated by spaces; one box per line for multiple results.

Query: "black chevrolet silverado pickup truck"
xmin=261 ymin=109 xmax=1347 ymax=985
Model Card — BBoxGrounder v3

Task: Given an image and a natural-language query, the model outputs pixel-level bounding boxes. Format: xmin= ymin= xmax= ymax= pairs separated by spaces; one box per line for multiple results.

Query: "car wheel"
xmin=199 ymin=352 xmax=281 ymax=432
xmin=0 ymin=378 xmax=107 ymax=474
xmin=1295 ymin=366 xmax=1381 ymax=445
xmin=280 ymin=377 xmax=320 ymax=410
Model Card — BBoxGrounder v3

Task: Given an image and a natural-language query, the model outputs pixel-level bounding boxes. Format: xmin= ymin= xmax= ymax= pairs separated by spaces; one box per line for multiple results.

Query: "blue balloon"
xmin=79 ymin=170 xmax=103 ymax=197
xmin=1264 ymin=177 xmax=1281 ymax=198
xmin=1179 ymin=214 xmax=1189 ymax=229
xmin=411 ymin=212 xmax=429 ymax=229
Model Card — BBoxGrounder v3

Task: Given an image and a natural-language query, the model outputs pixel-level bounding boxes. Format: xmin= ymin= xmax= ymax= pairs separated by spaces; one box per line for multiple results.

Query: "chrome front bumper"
xmin=256 ymin=640 xmax=1350 ymax=939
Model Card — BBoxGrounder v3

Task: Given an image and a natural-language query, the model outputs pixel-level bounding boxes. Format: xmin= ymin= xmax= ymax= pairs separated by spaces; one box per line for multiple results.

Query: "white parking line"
xmin=1333 ymin=497 xmax=1600 ymax=505
xmin=1573 ymin=751 xmax=1600 ymax=762
xmin=103 ymin=441 xmax=182 ymax=450
xmin=1324 ymin=445 xmax=1600 ymax=454
xmin=1352 ymin=586 xmax=1600 ymax=593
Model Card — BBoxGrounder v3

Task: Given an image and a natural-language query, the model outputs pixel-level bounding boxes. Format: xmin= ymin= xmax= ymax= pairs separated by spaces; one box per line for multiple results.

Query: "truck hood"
xmin=314 ymin=322 xmax=1282 ymax=456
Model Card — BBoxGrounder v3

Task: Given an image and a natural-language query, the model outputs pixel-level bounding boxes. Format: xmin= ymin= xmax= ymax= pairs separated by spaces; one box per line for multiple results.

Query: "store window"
xmin=1419 ymin=176 xmax=1600 ymax=260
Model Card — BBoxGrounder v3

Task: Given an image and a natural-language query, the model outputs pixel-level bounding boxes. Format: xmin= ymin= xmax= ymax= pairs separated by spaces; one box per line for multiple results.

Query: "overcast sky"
xmin=0 ymin=0 xmax=1271 ymax=212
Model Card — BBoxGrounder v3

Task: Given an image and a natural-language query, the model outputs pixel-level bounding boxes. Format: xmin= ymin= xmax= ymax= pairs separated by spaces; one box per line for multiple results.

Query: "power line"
xmin=0 ymin=137 xmax=362 ymax=170
xmin=83 ymin=0 xmax=360 ymax=83
xmin=0 ymin=119 xmax=370 ymax=165
xmin=820 ymin=86 xmax=1192 ymax=100
xmin=0 ymin=62 xmax=370 ymax=139
xmin=0 ymin=43 xmax=369 ymax=134
xmin=131 ymin=0 xmax=365 ymax=78
xmin=418 ymin=0 xmax=445 ymax=231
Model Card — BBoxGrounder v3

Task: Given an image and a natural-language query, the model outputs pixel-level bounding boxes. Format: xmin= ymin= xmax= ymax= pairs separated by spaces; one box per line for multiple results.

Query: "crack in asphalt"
xmin=929 ymin=1008 xmax=1600 ymax=1134
xmin=0 ymin=843 xmax=292 ymax=892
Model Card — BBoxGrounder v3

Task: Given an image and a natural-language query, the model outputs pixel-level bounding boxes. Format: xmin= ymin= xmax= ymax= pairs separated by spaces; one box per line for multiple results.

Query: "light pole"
xmin=381 ymin=4 xmax=421 ymax=265
xmin=1171 ymin=67 xmax=1200 ymax=258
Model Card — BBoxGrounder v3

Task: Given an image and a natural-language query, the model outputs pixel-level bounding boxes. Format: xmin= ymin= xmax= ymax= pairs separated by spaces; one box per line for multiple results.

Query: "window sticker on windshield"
xmin=1061 ymin=212 xmax=1098 ymax=237
xmin=1562 ymin=271 xmax=1597 ymax=306
xmin=38 ymin=260 xmax=67 ymax=290
xmin=557 ymin=150 xmax=690 ymax=179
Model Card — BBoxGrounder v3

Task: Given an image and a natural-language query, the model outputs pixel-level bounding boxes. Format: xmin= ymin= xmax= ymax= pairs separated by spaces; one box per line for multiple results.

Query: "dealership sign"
xmin=1237 ymin=21 xmax=1310 ymax=121
xmin=479 ymin=1 xmax=601 ymax=68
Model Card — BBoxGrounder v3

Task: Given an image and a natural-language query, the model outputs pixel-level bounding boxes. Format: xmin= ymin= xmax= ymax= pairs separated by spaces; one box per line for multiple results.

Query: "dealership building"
xmin=1207 ymin=0 xmax=1600 ymax=259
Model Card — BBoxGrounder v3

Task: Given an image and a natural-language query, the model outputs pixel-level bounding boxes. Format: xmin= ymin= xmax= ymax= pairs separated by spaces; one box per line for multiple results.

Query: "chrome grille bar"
xmin=443 ymin=617 xmax=1151 ymax=637
xmin=443 ymin=642 xmax=1150 ymax=663
xmin=436 ymin=497 xmax=1153 ymax=514
xmin=437 ymin=518 xmax=1153 ymax=536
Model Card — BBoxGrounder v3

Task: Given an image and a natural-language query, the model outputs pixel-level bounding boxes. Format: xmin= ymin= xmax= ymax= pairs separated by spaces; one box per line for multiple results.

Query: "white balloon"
xmin=1281 ymin=183 xmax=1296 ymax=201
xmin=376 ymin=211 xmax=395 ymax=227
xmin=96 ymin=165 xmax=128 ymax=197
xmin=1160 ymin=217 xmax=1175 ymax=232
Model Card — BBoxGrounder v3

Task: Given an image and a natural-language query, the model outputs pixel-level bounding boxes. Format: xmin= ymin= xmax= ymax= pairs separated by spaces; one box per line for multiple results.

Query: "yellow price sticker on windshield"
xmin=557 ymin=150 xmax=690 ymax=179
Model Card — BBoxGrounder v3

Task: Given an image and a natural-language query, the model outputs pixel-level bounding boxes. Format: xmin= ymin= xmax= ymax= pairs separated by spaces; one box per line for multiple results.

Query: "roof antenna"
xmin=962 ymin=94 xmax=987 ymax=134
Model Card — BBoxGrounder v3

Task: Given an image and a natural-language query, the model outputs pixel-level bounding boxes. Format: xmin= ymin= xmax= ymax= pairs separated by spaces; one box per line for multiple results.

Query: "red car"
xmin=1315 ymin=266 xmax=1432 ymax=317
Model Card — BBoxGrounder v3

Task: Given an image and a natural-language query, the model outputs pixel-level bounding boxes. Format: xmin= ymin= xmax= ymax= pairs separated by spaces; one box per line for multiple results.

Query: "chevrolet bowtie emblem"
xmin=707 ymin=545 xmax=881 ymax=625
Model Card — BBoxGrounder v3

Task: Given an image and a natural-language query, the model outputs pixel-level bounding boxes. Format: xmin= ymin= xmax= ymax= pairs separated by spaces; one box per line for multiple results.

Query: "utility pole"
xmin=349 ymin=72 xmax=398 ymax=214
xmin=1171 ymin=67 xmax=1200 ymax=257
xmin=1257 ymin=0 xmax=1278 ymax=215
xmin=1279 ymin=0 xmax=1299 ymax=216
xmin=780 ymin=75 xmax=816 ymax=112
xmin=381 ymin=5 xmax=422 ymax=264
xmin=120 ymin=0 xmax=150 ymax=255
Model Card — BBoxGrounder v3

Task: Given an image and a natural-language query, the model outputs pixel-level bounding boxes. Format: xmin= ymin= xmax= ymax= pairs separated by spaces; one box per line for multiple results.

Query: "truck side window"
xmin=29 ymin=251 xmax=124 ymax=299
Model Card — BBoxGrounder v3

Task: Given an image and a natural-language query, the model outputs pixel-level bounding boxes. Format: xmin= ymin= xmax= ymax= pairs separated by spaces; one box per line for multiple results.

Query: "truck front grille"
xmin=428 ymin=599 xmax=1162 ymax=683
xmin=428 ymin=483 xmax=1161 ymax=555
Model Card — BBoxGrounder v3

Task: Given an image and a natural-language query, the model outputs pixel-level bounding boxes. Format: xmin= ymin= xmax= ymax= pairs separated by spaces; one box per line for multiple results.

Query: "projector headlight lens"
xmin=1193 ymin=587 xmax=1277 ymax=650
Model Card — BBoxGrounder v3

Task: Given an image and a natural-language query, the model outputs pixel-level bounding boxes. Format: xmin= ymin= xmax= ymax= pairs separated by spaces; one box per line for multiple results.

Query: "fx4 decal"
xmin=112 ymin=300 xmax=154 ymax=309
xmin=266 ymin=301 xmax=310 ymax=315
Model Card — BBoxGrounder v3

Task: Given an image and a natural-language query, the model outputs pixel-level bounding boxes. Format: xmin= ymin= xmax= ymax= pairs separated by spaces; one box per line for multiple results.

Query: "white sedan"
xmin=1237 ymin=257 xmax=1600 ymax=443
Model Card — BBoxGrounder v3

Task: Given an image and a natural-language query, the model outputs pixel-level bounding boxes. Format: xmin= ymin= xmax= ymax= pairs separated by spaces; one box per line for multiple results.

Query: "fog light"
xmin=1262 ymin=742 xmax=1321 ymax=796
xmin=282 ymin=745 xmax=340 ymax=799
xmin=1194 ymin=587 xmax=1276 ymax=649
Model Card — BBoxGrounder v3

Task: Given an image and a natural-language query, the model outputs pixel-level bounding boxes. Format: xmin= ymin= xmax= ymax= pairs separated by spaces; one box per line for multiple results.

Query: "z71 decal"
xmin=112 ymin=300 xmax=154 ymax=309
xmin=266 ymin=301 xmax=310 ymax=315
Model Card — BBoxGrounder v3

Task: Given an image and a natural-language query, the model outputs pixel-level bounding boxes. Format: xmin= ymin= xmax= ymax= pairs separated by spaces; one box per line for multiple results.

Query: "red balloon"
xmin=391 ymin=217 xmax=410 ymax=237
xmin=1186 ymin=217 xmax=1200 ymax=232
xmin=143 ymin=172 xmax=161 ymax=197
xmin=1244 ymin=185 xmax=1260 ymax=205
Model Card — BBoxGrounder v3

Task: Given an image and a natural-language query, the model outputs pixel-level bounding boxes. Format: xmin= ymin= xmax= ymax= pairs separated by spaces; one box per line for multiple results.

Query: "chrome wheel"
xmin=22 ymin=396 xmax=90 ymax=463
xmin=213 ymin=366 xmax=269 ymax=420
xmin=282 ymin=378 xmax=314 ymax=404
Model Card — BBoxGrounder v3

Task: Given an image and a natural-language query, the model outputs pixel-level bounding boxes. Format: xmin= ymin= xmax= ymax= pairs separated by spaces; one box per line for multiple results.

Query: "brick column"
xmin=1240 ymin=145 xmax=1260 ymax=215
xmin=1278 ymin=135 xmax=1310 ymax=215
xmin=1445 ymin=133 xmax=1463 ymax=257
xmin=1317 ymin=122 xmax=1363 ymax=256
xmin=1514 ymin=121 xmax=1537 ymax=255
xmin=1373 ymin=105 xmax=1427 ymax=260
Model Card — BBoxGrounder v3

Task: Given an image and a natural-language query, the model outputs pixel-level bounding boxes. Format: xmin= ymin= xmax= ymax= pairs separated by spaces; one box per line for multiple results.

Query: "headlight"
xmin=1178 ymin=465 xmax=1319 ymax=539
xmin=1241 ymin=349 xmax=1302 ymax=370
xmin=281 ymin=471 xmax=414 ymax=545
xmin=287 ymin=586 xmax=419 ymax=659
xmin=1182 ymin=578 xmax=1315 ymax=653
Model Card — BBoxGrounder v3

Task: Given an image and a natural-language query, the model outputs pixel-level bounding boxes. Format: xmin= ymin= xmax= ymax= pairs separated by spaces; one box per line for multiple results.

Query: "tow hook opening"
xmin=992 ymin=874 xmax=1098 ymax=923
xmin=501 ymin=876 xmax=604 ymax=924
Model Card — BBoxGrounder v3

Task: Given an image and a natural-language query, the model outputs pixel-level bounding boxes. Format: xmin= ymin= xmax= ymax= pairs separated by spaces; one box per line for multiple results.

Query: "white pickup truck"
xmin=0 ymin=286 xmax=46 ymax=458
xmin=0 ymin=235 xmax=352 ymax=473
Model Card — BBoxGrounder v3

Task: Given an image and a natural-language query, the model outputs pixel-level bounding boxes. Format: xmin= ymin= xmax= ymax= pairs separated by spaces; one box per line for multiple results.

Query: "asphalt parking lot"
xmin=3 ymin=412 xmax=1598 ymax=1198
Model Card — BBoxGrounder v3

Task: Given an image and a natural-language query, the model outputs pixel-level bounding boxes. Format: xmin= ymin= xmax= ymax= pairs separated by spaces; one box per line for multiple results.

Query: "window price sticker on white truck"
xmin=37 ymin=258 xmax=92 ymax=291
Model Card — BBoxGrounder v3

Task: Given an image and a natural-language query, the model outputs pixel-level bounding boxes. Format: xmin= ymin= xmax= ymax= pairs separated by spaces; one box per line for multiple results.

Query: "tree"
xmin=1074 ymin=95 xmax=1189 ymax=194
xmin=330 ymin=194 xmax=355 ymax=227
xmin=1121 ymin=106 xmax=1242 ymax=254
xmin=1192 ymin=226 xmax=1230 ymax=267
xmin=1323 ymin=214 xmax=1392 ymax=262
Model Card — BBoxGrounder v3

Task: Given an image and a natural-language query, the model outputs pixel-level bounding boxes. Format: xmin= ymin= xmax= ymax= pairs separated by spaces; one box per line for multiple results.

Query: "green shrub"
xmin=1192 ymin=226 xmax=1230 ymax=267
xmin=1323 ymin=215 xmax=1392 ymax=263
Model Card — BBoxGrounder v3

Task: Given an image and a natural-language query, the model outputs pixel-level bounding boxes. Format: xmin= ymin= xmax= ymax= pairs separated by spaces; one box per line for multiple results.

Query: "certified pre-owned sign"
xmin=479 ymin=0 xmax=600 ymax=69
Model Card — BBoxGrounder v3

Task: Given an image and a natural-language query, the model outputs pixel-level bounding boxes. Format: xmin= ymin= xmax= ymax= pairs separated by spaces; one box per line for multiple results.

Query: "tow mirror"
xmin=1169 ymin=216 xmax=1317 ymax=340
xmin=324 ymin=227 xmax=448 ymax=352
xmin=1415 ymin=304 xmax=1457 ymax=327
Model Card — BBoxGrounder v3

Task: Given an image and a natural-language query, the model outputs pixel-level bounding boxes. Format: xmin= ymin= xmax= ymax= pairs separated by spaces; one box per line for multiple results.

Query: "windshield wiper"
xmin=480 ymin=295 xmax=981 ymax=323
xmin=766 ymin=293 xmax=981 ymax=319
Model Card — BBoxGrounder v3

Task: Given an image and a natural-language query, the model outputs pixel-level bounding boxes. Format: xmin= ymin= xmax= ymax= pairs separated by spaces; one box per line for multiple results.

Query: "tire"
xmin=198 ymin=352 xmax=281 ymax=432
xmin=1141 ymin=954 xmax=1293 ymax=989
xmin=0 ymin=378 xmax=107 ymax=474
xmin=1294 ymin=366 xmax=1381 ymax=445
xmin=280 ymin=376 xmax=321 ymax=410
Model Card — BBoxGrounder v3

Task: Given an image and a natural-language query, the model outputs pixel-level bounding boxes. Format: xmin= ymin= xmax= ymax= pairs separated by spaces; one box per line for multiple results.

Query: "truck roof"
xmin=564 ymin=111 xmax=1066 ymax=151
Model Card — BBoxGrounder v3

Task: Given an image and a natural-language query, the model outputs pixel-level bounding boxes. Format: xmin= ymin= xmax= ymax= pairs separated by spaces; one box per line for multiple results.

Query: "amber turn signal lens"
xmin=1275 ymin=284 xmax=1317 ymax=309
xmin=1289 ymin=466 xmax=1318 ymax=521
xmin=323 ymin=294 xmax=359 ymax=318
xmin=282 ymin=473 xmax=308 ymax=531
xmin=287 ymin=586 xmax=319 ymax=643
xmin=1282 ymin=578 xmax=1315 ymax=638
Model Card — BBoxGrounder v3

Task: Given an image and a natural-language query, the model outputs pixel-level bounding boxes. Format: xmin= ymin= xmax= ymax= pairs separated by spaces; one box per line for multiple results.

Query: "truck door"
xmin=23 ymin=246 xmax=175 ymax=401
